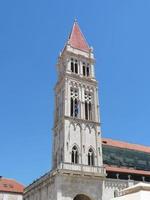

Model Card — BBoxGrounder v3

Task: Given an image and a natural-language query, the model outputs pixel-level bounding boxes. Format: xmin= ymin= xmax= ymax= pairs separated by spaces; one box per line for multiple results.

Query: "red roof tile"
xmin=105 ymin=165 xmax=150 ymax=176
xmin=0 ymin=177 xmax=24 ymax=194
xmin=68 ymin=21 xmax=90 ymax=52
xmin=102 ymin=138 xmax=150 ymax=154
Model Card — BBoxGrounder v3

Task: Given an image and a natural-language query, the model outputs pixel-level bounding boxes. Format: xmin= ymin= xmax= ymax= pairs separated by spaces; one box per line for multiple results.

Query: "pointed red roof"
xmin=68 ymin=21 xmax=90 ymax=52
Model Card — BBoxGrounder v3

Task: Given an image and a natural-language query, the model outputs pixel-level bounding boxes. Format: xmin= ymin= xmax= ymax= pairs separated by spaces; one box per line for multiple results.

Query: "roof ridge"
xmin=0 ymin=177 xmax=25 ymax=187
xmin=102 ymin=137 xmax=150 ymax=148
xmin=101 ymin=137 xmax=150 ymax=153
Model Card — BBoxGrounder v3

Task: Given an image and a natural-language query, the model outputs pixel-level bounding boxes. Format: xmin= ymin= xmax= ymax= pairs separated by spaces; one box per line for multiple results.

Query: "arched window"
xmin=87 ymin=64 xmax=90 ymax=77
xmin=72 ymin=146 xmax=79 ymax=164
xmin=74 ymin=194 xmax=91 ymax=200
xmin=84 ymin=92 xmax=92 ymax=120
xmin=71 ymin=58 xmax=74 ymax=72
xmin=70 ymin=88 xmax=80 ymax=118
xmin=74 ymin=98 xmax=78 ymax=117
xmin=82 ymin=63 xmax=90 ymax=77
xmin=70 ymin=97 xmax=74 ymax=117
xmin=71 ymin=58 xmax=78 ymax=74
xmin=88 ymin=148 xmax=94 ymax=166
xmin=75 ymin=60 xmax=78 ymax=74
xmin=85 ymin=101 xmax=88 ymax=120
xmin=89 ymin=102 xmax=92 ymax=120
xmin=83 ymin=63 xmax=86 ymax=76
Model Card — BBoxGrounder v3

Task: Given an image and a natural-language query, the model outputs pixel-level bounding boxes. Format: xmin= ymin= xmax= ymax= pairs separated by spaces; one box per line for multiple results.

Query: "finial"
xmin=90 ymin=46 xmax=94 ymax=52
xmin=74 ymin=18 xmax=77 ymax=23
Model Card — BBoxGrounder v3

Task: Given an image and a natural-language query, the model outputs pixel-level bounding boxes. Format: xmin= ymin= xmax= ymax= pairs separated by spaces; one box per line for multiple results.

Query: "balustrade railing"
xmin=58 ymin=162 xmax=106 ymax=175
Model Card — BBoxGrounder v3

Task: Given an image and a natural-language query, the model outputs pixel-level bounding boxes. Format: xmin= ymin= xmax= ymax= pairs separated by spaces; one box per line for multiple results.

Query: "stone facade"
xmin=102 ymin=179 xmax=129 ymax=200
xmin=0 ymin=193 xmax=23 ymax=200
xmin=24 ymin=172 xmax=133 ymax=200
xmin=24 ymin=170 xmax=104 ymax=200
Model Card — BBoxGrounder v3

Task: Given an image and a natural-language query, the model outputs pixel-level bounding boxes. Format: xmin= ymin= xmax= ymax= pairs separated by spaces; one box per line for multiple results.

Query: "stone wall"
xmin=0 ymin=193 xmax=22 ymax=200
xmin=102 ymin=179 xmax=129 ymax=200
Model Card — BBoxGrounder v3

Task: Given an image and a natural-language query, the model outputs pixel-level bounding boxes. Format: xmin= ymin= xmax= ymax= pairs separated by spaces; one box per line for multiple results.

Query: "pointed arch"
xmin=70 ymin=88 xmax=79 ymax=118
xmin=69 ymin=122 xmax=76 ymax=131
xmin=90 ymin=125 xmax=96 ymax=132
xmin=91 ymin=127 xmax=96 ymax=136
xmin=88 ymin=146 xmax=96 ymax=154
xmin=71 ymin=145 xmax=79 ymax=164
xmin=75 ymin=123 xmax=82 ymax=131
xmin=85 ymin=125 xmax=91 ymax=134
xmin=73 ymin=194 xmax=92 ymax=200
xmin=84 ymin=90 xmax=93 ymax=120
xmin=88 ymin=147 xmax=95 ymax=166
xmin=71 ymin=143 xmax=80 ymax=152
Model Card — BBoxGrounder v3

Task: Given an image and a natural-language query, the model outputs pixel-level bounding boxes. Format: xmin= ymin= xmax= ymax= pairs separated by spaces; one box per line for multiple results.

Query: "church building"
xmin=24 ymin=21 xmax=150 ymax=200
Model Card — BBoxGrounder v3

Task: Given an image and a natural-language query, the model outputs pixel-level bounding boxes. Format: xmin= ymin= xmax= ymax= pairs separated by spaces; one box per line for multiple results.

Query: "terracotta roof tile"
xmin=105 ymin=164 xmax=150 ymax=176
xmin=0 ymin=177 xmax=24 ymax=194
xmin=68 ymin=21 xmax=90 ymax=52
xmin=102 ymin=138 xmax=150 ymax=154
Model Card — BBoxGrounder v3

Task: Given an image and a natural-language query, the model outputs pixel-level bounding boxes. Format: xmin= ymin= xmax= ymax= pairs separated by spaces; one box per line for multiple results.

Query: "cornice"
xmin=64 ymin=116 xmax=100 ymax=126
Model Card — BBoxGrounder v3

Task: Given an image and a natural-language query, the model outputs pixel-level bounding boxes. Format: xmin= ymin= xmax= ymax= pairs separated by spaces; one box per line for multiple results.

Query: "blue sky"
xmin=0 ymin=0 xmax=150 ymax=185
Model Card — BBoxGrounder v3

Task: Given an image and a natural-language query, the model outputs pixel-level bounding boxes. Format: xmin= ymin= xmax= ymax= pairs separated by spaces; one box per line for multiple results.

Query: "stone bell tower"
xmin=52 ymin=21 xmax=106 ymax=200
xmin=24 ymin=21 xmax=106 ymax=200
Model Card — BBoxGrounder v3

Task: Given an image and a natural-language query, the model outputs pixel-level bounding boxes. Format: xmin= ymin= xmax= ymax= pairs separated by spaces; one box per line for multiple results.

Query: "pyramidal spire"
xmin=67 ymin=20 xmax=90 ymax=52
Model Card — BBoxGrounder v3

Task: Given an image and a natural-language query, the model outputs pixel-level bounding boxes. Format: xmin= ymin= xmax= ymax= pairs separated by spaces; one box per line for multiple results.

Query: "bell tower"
xmin=24 ymin=21 xmax=106 ymax=200
xmin=53 ymin=21 xmax=104 ymax=176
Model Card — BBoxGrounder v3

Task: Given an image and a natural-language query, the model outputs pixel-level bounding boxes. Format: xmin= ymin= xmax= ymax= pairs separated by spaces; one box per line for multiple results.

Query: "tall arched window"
xmin=84 ymin=92 xmax=93 ymax=120
xmin=72 ymin=146 xmax=79 ymax=164
xmin=83 ymin=63 xmax=86 ymax=76
xmin=88 ymin=148 xmax=94 ymax=166
xmin=75 ymin=60 xmax=78 ymax=74
xmin=87 ymin=64 xmax=90 ymax=77
xmin=71 ymin=58 xmax=74 ymax=72
xmin=71 ymin=97 xmax=74 ymax=117
xmin=70 ymin=88 xmax=80 ymax=118
xmin=71 ymin=58 xmax=78 ymax=74
xmin=82 ymin=63 xmax=90 ymax=77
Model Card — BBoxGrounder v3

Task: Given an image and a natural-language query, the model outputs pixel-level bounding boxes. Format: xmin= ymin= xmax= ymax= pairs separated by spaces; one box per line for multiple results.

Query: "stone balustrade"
xmin=58 ymin=162 xmax=106 ymax=175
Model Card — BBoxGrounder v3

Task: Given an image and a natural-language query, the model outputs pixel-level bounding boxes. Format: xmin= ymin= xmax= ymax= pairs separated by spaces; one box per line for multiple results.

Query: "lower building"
xmin=24 ymin=138 xmax=150 ymax=200
xmin=102 ymin=138 xmax=150 ymax=200
xmin=111 ymin=182 xmax=150 ymax=200
xmin=0 ymin=177 xmax=24 ymax=200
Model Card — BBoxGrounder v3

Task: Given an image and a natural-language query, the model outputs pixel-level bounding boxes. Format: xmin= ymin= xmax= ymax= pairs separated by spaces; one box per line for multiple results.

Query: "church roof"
xmin=104 ymin=165 xmax=150 ymax=176
xmin=0 ymin=177 xmax=24 ymax=194
xmin=67 ymin=21 xmax=90 ymax=52
xmin=102 ymin=138 xmax=150 ymax=177
xmin=102 ymin=138 xmax=150 ymax=153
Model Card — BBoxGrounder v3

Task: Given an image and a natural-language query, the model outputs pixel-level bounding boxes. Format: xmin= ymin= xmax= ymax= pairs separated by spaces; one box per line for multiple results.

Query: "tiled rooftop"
xmin=0 ymin=177 xmax=24 ymax=194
